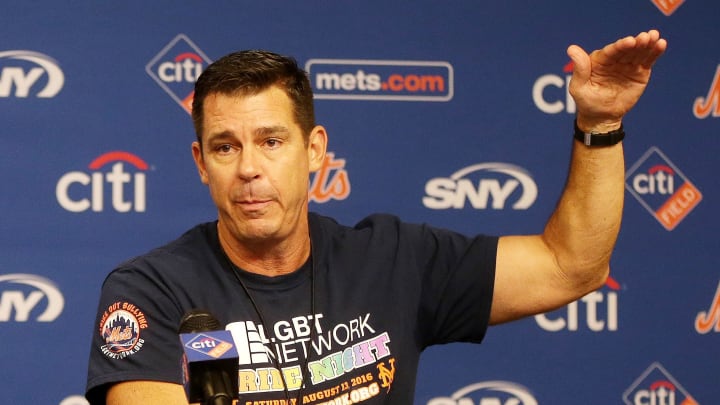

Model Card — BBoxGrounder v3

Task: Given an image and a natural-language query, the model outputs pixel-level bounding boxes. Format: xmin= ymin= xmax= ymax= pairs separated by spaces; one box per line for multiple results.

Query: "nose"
xmin=236 ymin=147 xmax=262 ymax=180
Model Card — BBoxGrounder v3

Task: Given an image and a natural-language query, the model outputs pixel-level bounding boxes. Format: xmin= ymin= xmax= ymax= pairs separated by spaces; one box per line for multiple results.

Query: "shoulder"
xmin=104 ymin=222 xmax=218 ymax=285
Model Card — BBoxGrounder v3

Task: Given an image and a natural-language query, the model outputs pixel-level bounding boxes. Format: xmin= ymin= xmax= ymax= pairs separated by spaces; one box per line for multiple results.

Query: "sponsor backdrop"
xmin=1 ymin=1 xmax=718 ymax=404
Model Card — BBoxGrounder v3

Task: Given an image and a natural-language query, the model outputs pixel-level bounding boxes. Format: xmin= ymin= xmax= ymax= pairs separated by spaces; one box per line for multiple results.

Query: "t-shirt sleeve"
xmin=411 ymin=223 xmax=498 ymax=347
xmin=85 ymin=264 xmax=185 ymax=404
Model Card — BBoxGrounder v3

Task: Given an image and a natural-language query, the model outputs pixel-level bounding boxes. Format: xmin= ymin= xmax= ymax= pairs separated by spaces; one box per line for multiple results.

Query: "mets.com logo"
xmin=427 ymin=381 xmax=538 ymax=405
xmin=625 ymin=147 xmax=702 ymax=231
xmin=305 ymin=59 xmax=453 ymax=101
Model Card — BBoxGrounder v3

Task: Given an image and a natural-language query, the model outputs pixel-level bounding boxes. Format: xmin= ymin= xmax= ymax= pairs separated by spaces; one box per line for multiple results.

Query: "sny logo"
xmin=427 ymin=381 xmax=538 ymax=405
xmin=56 ymin=151 xmax=149 ymax=213
xmin=695 ymin=281 xmax=720 ymax=334
xmin=0 ymin=273 xmax=64 ymax=322
xmin=625 ymin=147 xmax=702 ymax=231
xmin=693 ymin=65 xmax=720 ymax=119
xmin=146 ymin=34 xmax=212 ymax=114
xmin=0 ymin=50 xmax=64 ymax=98
xmin=622 ymin=362 xmax=698 ymax=405
xmin=423 ymin=162 xmax=537 ymax=210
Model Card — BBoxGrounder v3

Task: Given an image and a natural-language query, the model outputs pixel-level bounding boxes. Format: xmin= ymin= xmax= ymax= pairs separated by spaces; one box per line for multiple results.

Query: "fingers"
xmin=597 ymin=29 xmax=667 ymax=67
xmin=567 ymin=44 xmax=591 ymax=86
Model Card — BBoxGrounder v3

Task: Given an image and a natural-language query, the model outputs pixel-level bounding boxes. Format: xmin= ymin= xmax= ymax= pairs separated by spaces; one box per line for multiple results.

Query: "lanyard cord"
xmin=221 ymin=246 xmax=316 ymax=405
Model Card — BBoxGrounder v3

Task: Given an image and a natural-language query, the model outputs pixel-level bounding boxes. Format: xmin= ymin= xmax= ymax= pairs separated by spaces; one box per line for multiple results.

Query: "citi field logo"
xmin=622 ymin=362 xmax=698 ymax=405
xmin=693 ymin=65 xmax=720 ymax=119
xmin=535 ymin=276 xmax=620 ymax=332
xmin=532 ymin=61 xmax=575 ymax=114
xmin=0 ymin=274 xmax=64 ymax=322
xmin=56 ymin=151 xmax=149 ymax=213
xmin=0 ymin=50 xmax=64 ymax=98
xmin=426 ymin=381 xmax=538 ymax=405
xmin=306 ymin=59 xmax=453 ymax=101
xmin=146 ymin=34 xmax=212 ymax=114
xmin=423 ymin=163 xmax=537 ymax=210
xmin=695 ymin=281 xmax=720 ymax=334
xmin=625 ymin=147 xmax=702 ymax=230
xmin=651 ymin=0 xmax=685 ymax=16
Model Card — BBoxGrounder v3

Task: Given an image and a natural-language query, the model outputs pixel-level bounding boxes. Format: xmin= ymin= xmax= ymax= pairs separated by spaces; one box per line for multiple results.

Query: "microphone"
xmin=178 ymin=310 xmax=239 ymax=405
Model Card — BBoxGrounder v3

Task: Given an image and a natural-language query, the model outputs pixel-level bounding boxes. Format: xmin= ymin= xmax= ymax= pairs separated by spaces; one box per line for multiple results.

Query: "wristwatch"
xmin=573 ymin=119 xmax=625 ymax=146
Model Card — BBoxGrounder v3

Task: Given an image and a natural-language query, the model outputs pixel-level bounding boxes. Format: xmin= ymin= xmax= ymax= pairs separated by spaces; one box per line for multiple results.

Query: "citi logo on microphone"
xmin=183 ymin=333 xmax=235 ymax=359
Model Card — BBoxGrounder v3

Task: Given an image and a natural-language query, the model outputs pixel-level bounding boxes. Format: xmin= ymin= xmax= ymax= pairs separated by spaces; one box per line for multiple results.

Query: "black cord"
xmin=222 ymin=245 xmax=316 ymax=405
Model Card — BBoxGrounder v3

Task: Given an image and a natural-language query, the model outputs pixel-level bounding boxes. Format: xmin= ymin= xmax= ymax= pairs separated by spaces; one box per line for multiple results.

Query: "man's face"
xmin=192 ymin=86 xmax=326 ymax=247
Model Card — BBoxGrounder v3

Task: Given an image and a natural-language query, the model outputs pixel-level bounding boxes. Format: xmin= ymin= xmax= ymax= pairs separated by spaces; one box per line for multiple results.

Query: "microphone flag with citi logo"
xmin=179 ymin=310 xmax=239 ymax=404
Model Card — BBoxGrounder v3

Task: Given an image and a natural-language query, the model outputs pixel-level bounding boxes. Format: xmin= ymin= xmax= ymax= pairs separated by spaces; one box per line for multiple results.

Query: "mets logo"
xmin=376 ymin=358 xmax=396 ymax=393
xmin=622 ymin=362 xmax=698 ymax=405
xmin=625 ymin=147 xmax=702 ymax=231
xmin=98 ymin=301 xmax=148 ymax=359
xmin=695 ymin=281 xmax=720 ymax=334
xmin=145 ymin=34 xmax=212 ymax=114
xmin=693 ymin=65 xmax=720 ymax=119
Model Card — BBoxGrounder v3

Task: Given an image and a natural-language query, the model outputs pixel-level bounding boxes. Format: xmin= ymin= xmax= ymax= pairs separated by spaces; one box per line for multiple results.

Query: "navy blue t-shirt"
xmin=86 ymin=213 xmax=497 ymax=404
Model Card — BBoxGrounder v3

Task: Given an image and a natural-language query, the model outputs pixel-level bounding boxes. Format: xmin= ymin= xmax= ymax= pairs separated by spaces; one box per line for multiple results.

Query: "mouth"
xmin=235 ymin=199 xmax=273 ymax=211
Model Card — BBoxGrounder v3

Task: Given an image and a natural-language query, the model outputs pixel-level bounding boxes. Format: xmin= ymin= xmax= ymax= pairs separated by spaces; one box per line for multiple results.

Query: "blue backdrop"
xmin=1 ymin=1 xmax=718 ymax=404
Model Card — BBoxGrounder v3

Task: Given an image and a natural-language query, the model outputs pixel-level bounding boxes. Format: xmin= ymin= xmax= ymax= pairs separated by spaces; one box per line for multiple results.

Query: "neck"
xmin=217 ymin=223 xmax=311 ymax=277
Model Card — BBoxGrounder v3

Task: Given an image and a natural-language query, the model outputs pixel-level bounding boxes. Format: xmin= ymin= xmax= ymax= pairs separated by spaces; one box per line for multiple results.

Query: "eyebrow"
xmin=206 ymin=125 xmax=290 ymax=143
xmin=254 ymin=125 xmax=290 ymax=137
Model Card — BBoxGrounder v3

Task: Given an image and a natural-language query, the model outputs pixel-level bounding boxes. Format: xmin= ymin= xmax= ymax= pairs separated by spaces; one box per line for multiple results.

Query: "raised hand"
xmin=567 ymin=30 xmax=667 ymax=132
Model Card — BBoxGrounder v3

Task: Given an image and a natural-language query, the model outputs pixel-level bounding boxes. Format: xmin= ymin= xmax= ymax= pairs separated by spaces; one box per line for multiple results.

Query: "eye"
xmin=216 ymin=144 xmax=234 ymax=154
xmin=264 ymin=138 xmax=282 ymax=149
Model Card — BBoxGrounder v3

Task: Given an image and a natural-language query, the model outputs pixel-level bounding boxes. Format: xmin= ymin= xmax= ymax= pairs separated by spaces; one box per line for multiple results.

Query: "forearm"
xmin=542 ymin=138 xmax=624 ymax=288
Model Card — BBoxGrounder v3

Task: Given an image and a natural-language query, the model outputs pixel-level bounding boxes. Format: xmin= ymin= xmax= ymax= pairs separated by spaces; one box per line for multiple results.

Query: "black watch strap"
xmin=573 ymin=119 xmax=625 ymax=146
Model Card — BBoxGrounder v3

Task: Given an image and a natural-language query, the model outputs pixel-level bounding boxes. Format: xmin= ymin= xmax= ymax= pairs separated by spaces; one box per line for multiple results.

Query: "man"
xmin=86 ymin=30 xmax=667 ymax=404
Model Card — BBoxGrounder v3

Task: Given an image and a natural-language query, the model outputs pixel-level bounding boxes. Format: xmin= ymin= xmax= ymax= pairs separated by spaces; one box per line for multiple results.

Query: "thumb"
xmin=567 ymin=44 xmax=591 ymax=86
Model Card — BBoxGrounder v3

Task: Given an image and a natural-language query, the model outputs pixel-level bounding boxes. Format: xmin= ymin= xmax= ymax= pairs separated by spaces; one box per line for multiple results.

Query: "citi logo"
xmin=56 ymin=151 xmax=149 ymax=213
xmin=625 ymin=147 xmax=702 ymax=231
xmin=184 ymin=334 xmax=234 ymax=358
xmin=535 ymin=276 xmax=620 ymax=332
xmin=0 ymin=274 xmax=64 ymax=322
xmin=532 ymin=61 xmax=575 ymax=114
xmin=423 ymin=163 xmax=537 ymax=210
xmin=0 ymin=50 xmax=64 ymax=98
xmin=695 ymin=280 xmax=720 ymax=334
xmin=146 ymin=34 xmax=212 ymax=114
xmin=693 ymin=64 xmax=720 ymax=119
xmin=306 ymin=59 xmax=453 ymax=101
xmin=623 ymin=362 xmax=698 ymax=405
xmin=427 ymin=381 xmax=538 ymax=405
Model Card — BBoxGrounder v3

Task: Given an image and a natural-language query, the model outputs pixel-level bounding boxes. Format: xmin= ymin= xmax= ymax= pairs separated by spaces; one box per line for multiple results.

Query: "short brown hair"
xmin=191 ymin=50 xmax=315 ymax=144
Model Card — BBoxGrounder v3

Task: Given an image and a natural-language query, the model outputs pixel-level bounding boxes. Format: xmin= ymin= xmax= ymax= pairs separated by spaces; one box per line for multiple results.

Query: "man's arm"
xmin=490 ymin=30 xmax=667 ymax=325
xmin=106 ymin=381 xmax=191 ymax=405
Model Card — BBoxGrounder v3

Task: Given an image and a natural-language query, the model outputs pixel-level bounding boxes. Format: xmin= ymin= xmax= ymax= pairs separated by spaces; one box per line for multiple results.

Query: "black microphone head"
xmin=178 ymin=309 xmax=221 ymax=333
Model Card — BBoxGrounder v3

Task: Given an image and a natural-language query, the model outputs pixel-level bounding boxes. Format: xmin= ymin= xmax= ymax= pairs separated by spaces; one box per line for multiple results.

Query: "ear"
xmin=307 ymin=125 xmax=328 ymax=172
xmin=191 ymin=141 xmax=209 ymax=185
